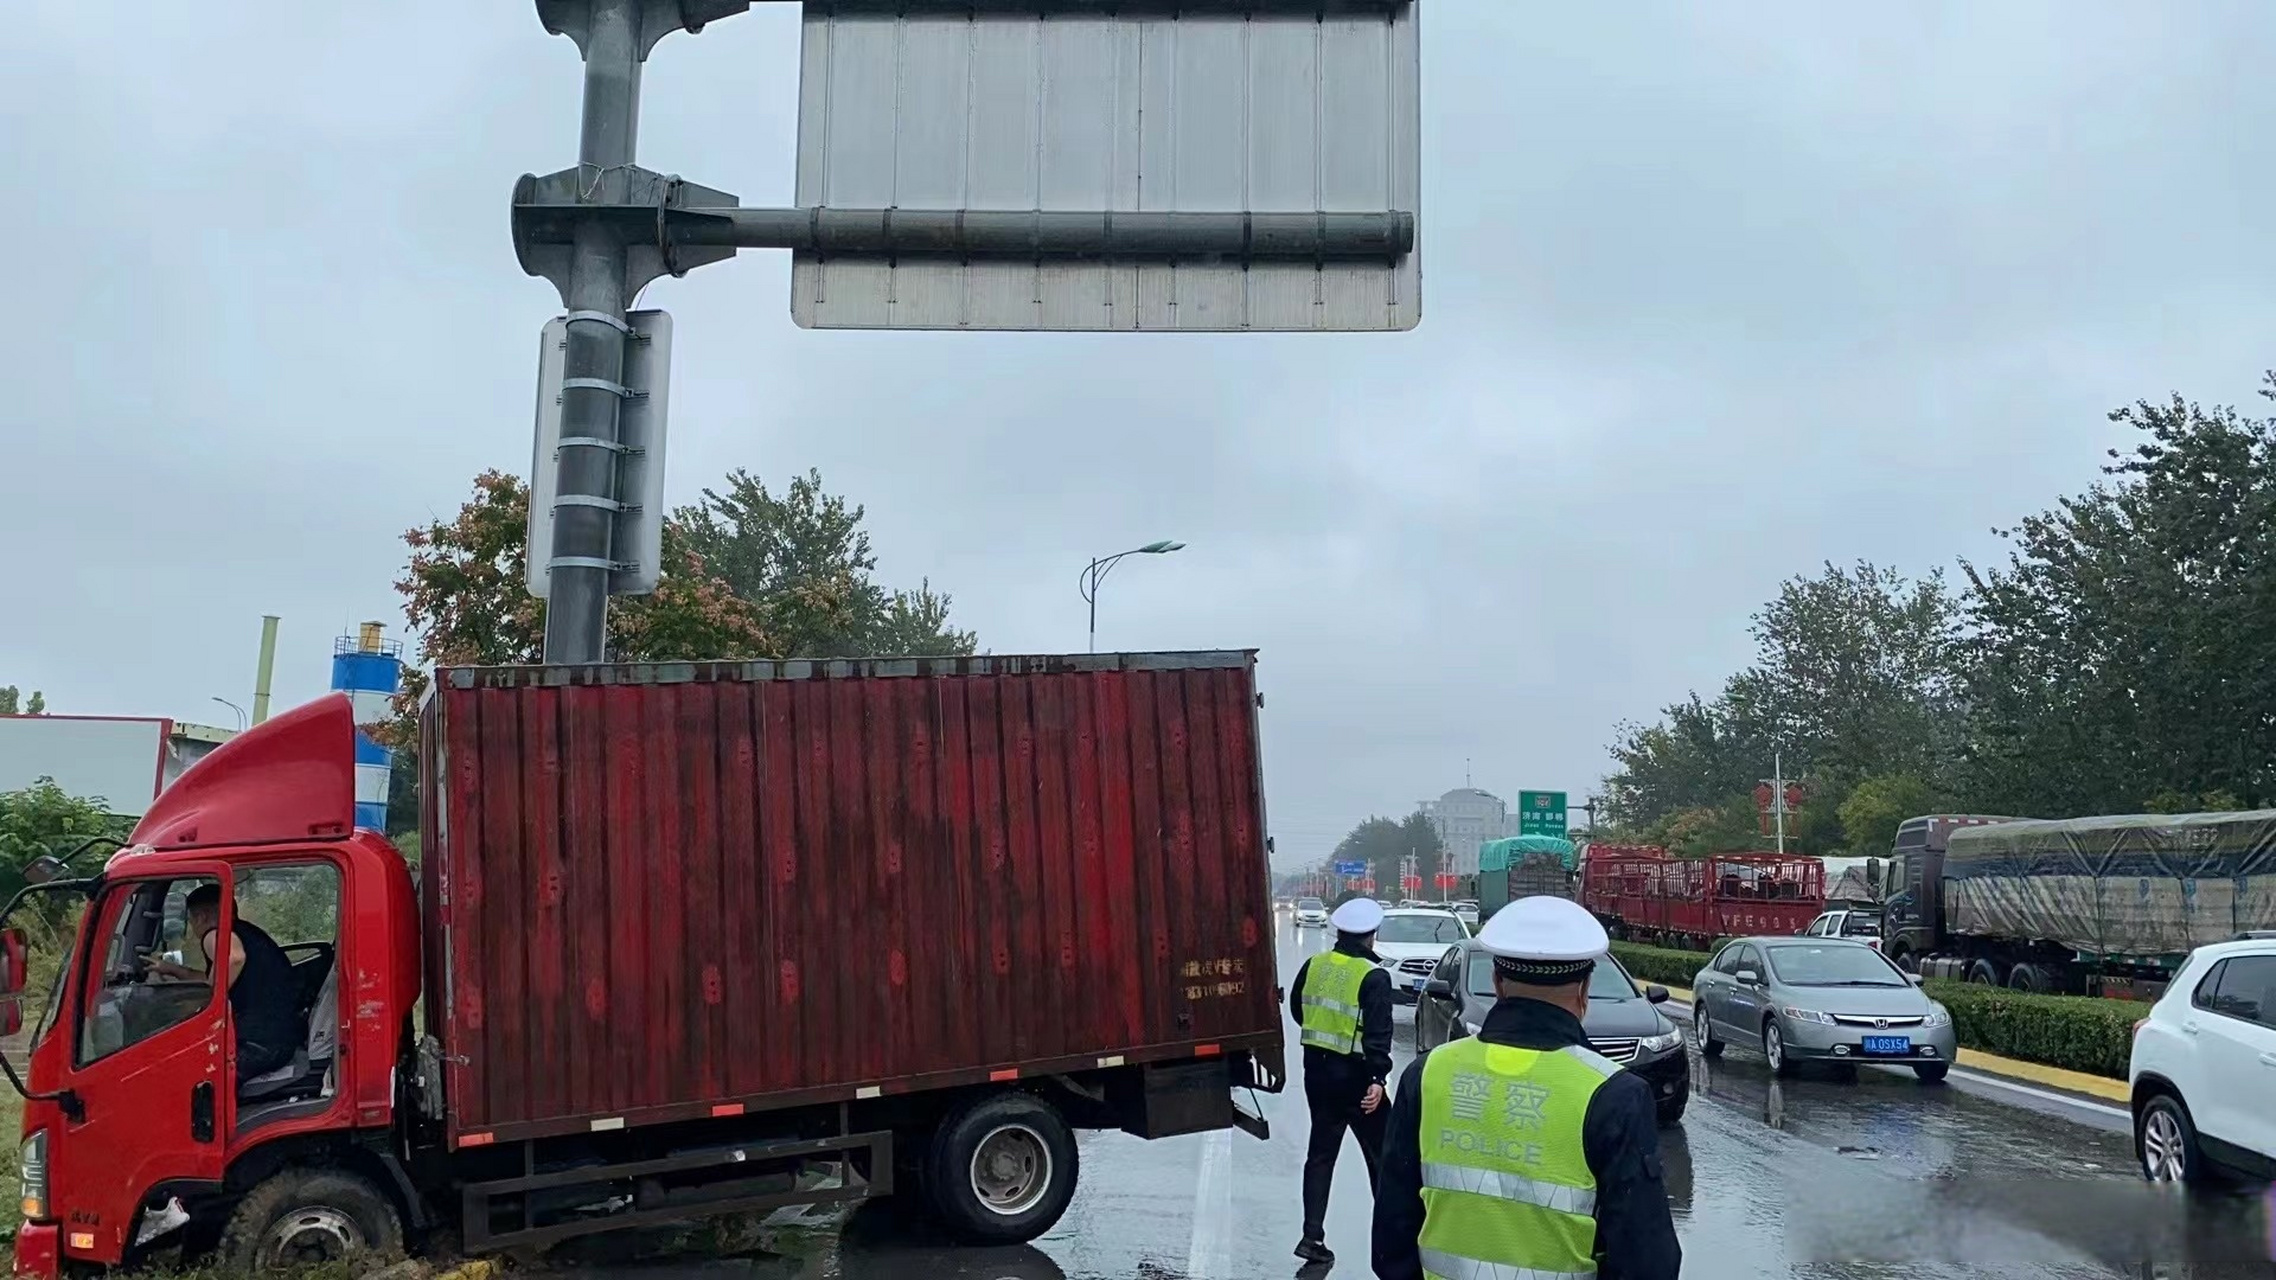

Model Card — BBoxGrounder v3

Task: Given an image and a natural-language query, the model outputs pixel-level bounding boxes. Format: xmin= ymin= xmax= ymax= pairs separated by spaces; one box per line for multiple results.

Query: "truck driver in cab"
xmin=144 ymin=883 xmax=299 ymax=1079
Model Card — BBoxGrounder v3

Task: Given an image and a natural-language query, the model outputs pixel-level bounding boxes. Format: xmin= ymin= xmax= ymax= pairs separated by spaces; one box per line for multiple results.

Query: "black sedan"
xmin=1413 ymin=942 xmax=1692 ymax=1126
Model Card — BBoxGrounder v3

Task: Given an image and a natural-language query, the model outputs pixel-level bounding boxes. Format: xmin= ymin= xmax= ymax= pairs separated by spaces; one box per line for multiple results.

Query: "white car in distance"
xmin=1292 ymin=897 xmax=1330 ymax=929
xmin=1371 ymin=908 xmax=1473 ymax=1004
xmin=2130 ymin=932 xmax=2276 ymax=1185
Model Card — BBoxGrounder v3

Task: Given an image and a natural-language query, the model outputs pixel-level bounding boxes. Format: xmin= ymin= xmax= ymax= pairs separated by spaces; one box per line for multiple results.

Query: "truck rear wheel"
xmin=924 ymin=1092 xmax=1079 ymax=1244
xmin=216 ymin=1168 xmax=403 ymax=1274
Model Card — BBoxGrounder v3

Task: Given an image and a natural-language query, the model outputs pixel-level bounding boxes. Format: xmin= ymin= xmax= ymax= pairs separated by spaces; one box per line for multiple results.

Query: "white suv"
xmin=2129 ymin=933 xmax=2276 ymax=1184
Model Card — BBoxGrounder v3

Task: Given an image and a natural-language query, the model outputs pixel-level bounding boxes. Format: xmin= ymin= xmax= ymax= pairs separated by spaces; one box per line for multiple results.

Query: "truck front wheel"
xmin=217 ymin=1168 xmax=404 ymax=1273
xmin=924 ymin=1092 xmax=1080 ymax=1244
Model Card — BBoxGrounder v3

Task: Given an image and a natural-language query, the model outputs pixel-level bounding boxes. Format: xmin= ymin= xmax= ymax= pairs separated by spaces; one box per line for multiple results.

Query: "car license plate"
xmin=1410 ymin=976 xmax=1429 ymax=991
xmin=1861 ymin=1035 xmax=1911 ymax=1056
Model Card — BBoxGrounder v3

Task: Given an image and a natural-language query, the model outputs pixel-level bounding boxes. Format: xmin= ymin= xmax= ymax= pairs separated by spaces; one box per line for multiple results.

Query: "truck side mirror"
xmin=20 ymin=857 xmax=68 ymax=887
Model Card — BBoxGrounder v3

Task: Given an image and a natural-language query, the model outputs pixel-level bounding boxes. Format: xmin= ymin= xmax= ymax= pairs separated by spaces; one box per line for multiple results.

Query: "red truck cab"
xmin=10 ymin=697 xmax=423 ymax=1276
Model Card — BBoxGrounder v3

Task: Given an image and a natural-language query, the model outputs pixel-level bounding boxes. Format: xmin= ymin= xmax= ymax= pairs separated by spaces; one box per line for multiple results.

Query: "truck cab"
xmin=9 ymin=698 xmax=422 ymax=1277
xmin=1884 ymin=814 xmax=2012 ymax=969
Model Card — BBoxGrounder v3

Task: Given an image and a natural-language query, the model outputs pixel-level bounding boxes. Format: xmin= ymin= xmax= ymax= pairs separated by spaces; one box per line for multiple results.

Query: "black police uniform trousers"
xmin=1300 ymin=1047 xmax=1388 ymax=1244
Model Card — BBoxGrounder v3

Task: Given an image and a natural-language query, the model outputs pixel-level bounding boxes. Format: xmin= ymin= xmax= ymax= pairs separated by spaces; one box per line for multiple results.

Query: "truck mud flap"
xmin=1117 ymin=1060 xmax=1236 ymax=1140
xmin=460 ymin=1130 xmax=892 ymax=1253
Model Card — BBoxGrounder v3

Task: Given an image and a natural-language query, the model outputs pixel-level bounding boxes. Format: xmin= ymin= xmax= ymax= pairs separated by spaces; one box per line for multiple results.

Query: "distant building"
xmin=0 ymin=716 xmax=234 ymax=818
xmin=1419 ymin=787 xmax=1517 ymax=877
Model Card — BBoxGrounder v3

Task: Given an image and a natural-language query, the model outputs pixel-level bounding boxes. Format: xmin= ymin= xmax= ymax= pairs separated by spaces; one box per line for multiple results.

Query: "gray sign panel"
xmin=527 ymin=309 xmax=674 ymax=598
xmin=791 ymin=3 xmax=1420 ymax=332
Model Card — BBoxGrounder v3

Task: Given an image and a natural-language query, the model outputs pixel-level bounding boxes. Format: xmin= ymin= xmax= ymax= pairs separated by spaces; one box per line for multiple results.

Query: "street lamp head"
xmin=1140 ymin=540 xmax=1186 ymax=554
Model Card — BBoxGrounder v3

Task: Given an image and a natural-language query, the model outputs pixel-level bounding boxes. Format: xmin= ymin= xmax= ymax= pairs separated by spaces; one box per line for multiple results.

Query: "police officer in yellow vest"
xmin=1371 ymin=896 xmax=1680 ymax=1280
xmin=1289 ymin=896 xmax=1396 ymax=1265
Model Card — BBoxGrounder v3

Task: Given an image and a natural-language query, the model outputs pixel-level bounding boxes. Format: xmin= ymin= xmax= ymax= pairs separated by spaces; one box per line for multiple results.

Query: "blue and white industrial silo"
xmin=331 ymin=622 xmax=403 ymax=832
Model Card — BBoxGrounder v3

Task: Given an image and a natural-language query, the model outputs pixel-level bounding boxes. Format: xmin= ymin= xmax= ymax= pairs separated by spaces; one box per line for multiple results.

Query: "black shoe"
xmin=1294 ymin=1240 xmax=1335 ymax=1265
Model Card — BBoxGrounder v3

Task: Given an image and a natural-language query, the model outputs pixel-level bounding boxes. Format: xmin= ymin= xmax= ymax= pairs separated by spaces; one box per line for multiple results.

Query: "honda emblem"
xmin=1874 ymin=1018 xmax=1888 ymax=1029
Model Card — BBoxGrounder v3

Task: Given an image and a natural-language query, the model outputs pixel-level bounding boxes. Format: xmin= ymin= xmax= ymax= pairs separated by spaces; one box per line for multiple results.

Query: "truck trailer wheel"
xmin=925 ymin=1092 xmax=1079 ymax=1244
xmin=2006 ymin=963 xmax=2050 ymax=993
xmin=216 ymin=1168 xmax=404 ymax=1274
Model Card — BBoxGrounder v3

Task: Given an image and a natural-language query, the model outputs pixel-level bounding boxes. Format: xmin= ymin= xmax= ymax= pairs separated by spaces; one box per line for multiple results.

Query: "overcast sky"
xmin=5 ymin=3 xmax=2270 ymax=869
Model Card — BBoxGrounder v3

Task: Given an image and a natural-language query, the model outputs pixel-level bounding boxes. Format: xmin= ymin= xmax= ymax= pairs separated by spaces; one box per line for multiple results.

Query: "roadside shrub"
xmin=1611 ymin=942 xmax=1713 ymax=990
xmin=1922 ymin=980 xmax=2140 ymax=1080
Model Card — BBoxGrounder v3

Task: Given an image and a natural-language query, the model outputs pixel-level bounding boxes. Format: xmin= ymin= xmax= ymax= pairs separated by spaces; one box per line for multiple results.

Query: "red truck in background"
xmin=2 ymin=653 xmax=1283 ymax=1276
xmin=1581 ymin=849 xmax=1824 ymax=949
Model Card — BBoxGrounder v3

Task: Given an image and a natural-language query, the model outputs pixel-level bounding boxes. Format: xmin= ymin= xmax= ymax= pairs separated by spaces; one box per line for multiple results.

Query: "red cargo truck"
xmin=1 ymin=654 xmax=1283 ymax=1276
xmin=1581 ymin=851 xmax=1824 ymax=948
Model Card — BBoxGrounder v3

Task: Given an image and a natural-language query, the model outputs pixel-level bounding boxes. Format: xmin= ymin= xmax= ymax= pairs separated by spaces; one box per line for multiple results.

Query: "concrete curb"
xmin=1656 ymin=985 xmax=2130 ymax=1105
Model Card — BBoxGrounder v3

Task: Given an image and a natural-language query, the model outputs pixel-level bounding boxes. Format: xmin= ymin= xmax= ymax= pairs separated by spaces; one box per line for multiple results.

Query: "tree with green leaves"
xmin=0 ymin=687 xmax=46 ymax=716
xmin=381 ymin=469 xmax=777 ymax=747
xmin=1835 ymin=773 xmax=1943 ymax=859
xmin=1722 ymin=561 xmax=1961 ymax=787
xmin=1603 ymin=694 xmax=1767 ymax=830
xmin=1602 ymin=561 xmax=1959 ymax=853
xmin=675 ymin=468 xmax=977 ymax=658
xmin=1960 ymin=373 xmax=2276 ymax=816
xmin=1320 ymin=811 xmax=1448 ymax=895
xmin=0 ymin=778 xmax=129 ymax=900
xmin=384 ymin=469 xmax=980 ymax=803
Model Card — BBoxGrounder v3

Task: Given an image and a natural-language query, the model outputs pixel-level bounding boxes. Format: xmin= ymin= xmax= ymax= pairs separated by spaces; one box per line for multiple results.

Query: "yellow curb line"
xmin=1655 ymin=985 xmax=2130 ymax=1103
xmin=1954 ymin=1047 xmax=2130 ymax=1102
xmin=435 ymin=1261 xmax=498 ymax=1280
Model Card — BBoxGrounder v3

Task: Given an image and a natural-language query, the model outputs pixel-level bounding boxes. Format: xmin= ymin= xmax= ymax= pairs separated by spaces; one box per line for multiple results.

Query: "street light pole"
xmin=1078 ymin=540 xmax=1186 ymax=653
xmin=211 ymin=698 xmax=248 ymax=732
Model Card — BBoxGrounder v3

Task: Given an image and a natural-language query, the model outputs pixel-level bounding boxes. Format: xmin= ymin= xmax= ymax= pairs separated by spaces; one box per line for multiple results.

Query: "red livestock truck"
xmin=0 ymin=654 xmax=1283 ymax=1276
xmin=1581 ymin=851 xmax=1824 ymax=948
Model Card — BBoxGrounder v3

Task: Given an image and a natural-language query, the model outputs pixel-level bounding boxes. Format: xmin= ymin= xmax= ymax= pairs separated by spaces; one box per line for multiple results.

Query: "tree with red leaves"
xmin=381 ymin=469 xmax=777 ymax=745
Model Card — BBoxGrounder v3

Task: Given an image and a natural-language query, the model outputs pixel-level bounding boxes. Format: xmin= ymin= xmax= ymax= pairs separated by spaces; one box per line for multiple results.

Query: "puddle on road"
xmin=1677 ymin=1042 xmax=2274 ymax=1277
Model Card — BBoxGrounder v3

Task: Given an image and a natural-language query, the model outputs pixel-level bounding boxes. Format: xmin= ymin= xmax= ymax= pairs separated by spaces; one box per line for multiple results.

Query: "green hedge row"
xmin=1607 ymin=942 xmax=2142 ymax=1080
xmin=1609 ymin=942 xmax=1713 ymax=990
xmin=1921 ymin=981 xmax=2141 ymax=1080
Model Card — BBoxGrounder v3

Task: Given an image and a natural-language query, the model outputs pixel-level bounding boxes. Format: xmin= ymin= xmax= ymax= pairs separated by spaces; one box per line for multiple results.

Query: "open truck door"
xmin=43 ymin=865 xmax=234 ymax=1261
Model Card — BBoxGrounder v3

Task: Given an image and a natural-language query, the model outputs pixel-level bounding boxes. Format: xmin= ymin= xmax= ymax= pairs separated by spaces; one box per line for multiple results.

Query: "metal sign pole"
xmin=524 ymin=0 xmax=746 ymax=663
xmin=539 ymin=0 xmax=642 ymax=664
xmin=514 ymin=0 xmax=1421 ymax=657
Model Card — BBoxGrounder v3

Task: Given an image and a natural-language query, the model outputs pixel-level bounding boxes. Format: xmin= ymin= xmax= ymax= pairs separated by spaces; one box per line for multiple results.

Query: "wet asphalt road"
xmin=540 ymin=914 xmax=2276 ymax=1278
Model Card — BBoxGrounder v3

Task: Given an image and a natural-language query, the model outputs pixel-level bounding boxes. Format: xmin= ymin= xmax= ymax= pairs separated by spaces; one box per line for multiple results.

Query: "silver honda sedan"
xmin=1689 ymin=937 xmax=1959 ymax=1081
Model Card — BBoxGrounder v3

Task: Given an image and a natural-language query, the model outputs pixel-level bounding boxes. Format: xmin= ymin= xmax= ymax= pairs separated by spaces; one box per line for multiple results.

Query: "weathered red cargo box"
xmin=423 ymin=652 xmax=1282 ymax=1147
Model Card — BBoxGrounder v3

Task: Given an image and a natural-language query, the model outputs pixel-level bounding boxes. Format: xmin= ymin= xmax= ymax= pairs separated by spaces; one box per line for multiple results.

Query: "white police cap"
xmin=1476 ymin=896 xmax=1608 ymax=982
xmin=1330 ymin=897 xmax=1385 ymax=934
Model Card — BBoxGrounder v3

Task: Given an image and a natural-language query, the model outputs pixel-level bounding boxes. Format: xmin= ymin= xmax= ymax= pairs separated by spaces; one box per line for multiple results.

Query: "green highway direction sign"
xmin=1517 ymin=791 xmax=1568 ymax=838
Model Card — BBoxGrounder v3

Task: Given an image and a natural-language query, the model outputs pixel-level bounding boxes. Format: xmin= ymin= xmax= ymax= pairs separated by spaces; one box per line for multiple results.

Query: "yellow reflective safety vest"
xmin=1415 ymin=1034 xmax=1622 ymax=1280
xmin=1297 ymin=950 xmax=1375 ymax=1057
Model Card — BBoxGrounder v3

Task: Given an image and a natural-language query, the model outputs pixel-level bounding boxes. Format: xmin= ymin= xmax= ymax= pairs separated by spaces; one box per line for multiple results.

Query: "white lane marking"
xmin=1666 ymin=999 xmax=2131 ymax=1120
xmin=1931 ymin=1067 xmax=2130 ymax=1120
xmin=1185 ymin=1127 xmax=1234 ymax=1280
